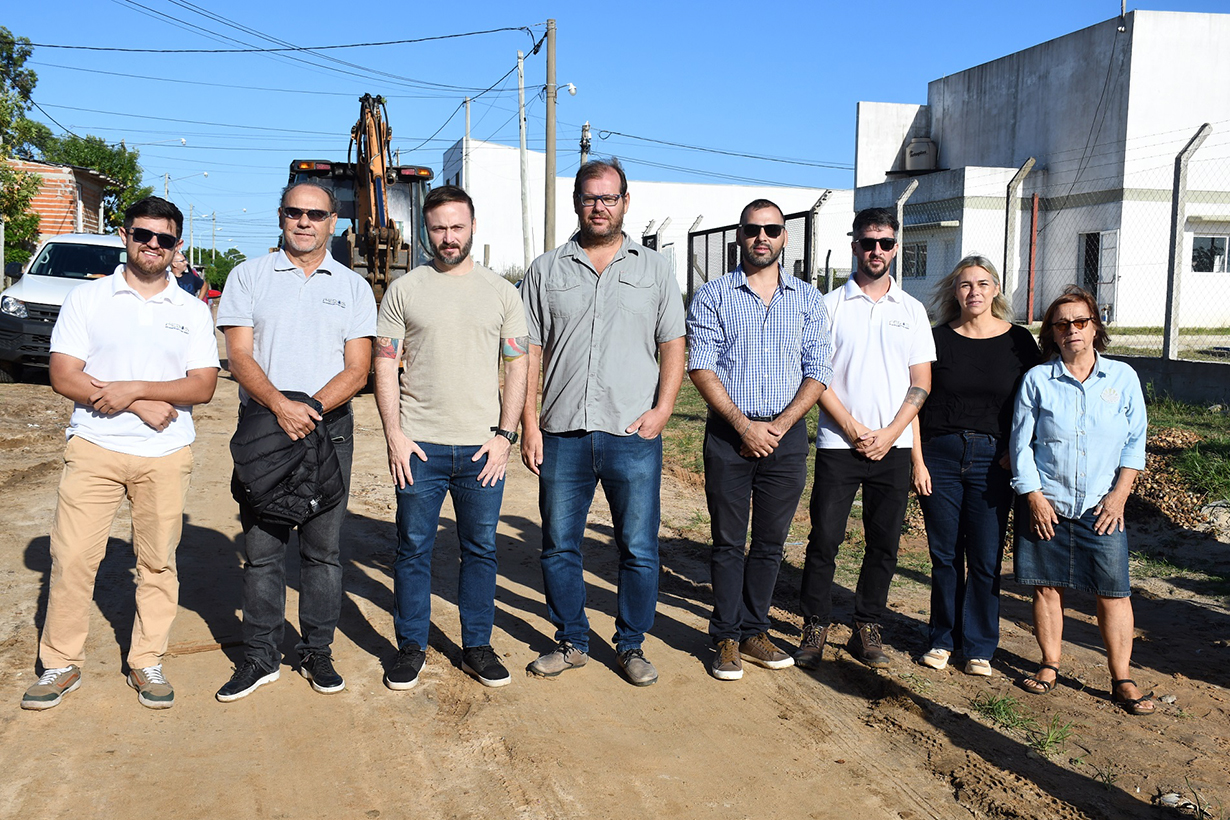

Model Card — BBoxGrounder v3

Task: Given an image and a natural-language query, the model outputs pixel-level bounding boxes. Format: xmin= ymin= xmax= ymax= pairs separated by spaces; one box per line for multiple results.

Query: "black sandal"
xmin=1019 ymin=662 xmax=1059 ymax=695
xmin=1111 ymin=678 xmax=1156 ymax=716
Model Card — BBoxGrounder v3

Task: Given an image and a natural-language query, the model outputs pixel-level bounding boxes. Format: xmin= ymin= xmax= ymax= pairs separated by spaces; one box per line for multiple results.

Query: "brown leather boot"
xmin=794 ymin=621 xmax=829 ymax=670
xmin=847 ymin=622 xmax=890 ymax=668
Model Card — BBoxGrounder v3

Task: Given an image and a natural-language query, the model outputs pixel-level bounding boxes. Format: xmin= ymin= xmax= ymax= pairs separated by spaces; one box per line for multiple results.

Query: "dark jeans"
xmin=917 ymin=432 xmax=1012 ymax=659
xmin=538 ymin=430 xmax=662 ymax=654
xmin=799 ymin=447 xmax=911 ymax=625
xmin=391 ymin=442 xmax=504 ymax=650
xmin=238 ymin=408 xmax=352 ymax=670
xmin=704 ymin=416 xmax=808 ymax=643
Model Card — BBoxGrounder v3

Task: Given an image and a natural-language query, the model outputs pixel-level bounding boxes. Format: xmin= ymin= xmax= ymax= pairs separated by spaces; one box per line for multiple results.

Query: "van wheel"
xmin=0 ymin=362 xmax=20 ymax=384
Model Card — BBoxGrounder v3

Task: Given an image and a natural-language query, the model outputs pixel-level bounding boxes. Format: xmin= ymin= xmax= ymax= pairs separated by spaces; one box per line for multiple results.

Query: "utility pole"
xmin=164 ymin=173 xmax=170 ymax=199
xmin=580 ymin=121 xmax=591 ymax=165
xmin=211 ymin=211 xmax=217 ymax=262
xmin=188 ymin=204 xmax=194 ymax=267
xmin=463 ymin=96 xmax=471 ymax=190
xmin=518 ymin=50 xmax=532 ymax=269
xmin=544 ymin=18 xmax=557 ymax=252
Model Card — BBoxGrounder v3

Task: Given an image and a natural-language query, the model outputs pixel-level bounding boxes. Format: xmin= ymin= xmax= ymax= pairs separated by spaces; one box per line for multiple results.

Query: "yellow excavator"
xmin=288 ymin=94 xmax=433 ymax=304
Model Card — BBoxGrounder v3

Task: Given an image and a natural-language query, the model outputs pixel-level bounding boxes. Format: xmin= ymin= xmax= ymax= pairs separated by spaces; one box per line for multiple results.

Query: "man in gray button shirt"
xmin=520 ymin=158 xmax=686 ymax=687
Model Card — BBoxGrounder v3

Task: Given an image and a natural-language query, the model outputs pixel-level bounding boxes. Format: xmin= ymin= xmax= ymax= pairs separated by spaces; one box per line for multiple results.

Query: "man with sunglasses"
xmin=520 ymin=158 xmax=686 ymax=687
xmin=796 ymin=207 xmax=935 ymax=670
xmin=215 ymin=181 xmax=376 ymax=701
xmin=22 ymin=197 xmax=220 ymax=711
xmin=687 ymin=200 xmax=833 ymax=681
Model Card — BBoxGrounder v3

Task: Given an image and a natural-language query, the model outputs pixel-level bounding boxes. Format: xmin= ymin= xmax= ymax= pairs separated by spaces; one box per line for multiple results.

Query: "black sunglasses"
xmin=1052 ymin=317 xmax=1094 ymax=332
xmin=281 ymin=207 xmax=333 ymax=222
xmin=740 ymin=223 xmax=785 ymax=239
xmin=856 ymin=237 xmax=897 ymax=251
xmin=128 ymin=227 xmax=179 ymax=249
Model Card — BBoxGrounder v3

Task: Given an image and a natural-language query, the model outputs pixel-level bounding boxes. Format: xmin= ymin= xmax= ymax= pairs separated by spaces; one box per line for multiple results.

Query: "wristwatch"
xmin=491 ymin=427 xmax=519 ymax=445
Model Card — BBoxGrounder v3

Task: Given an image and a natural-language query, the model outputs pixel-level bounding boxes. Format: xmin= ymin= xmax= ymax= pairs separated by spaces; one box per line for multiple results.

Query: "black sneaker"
xmin=385 ymin=644 xmax=426 ymax=690
xmin=299 ymin=653 xmax=345 ymax=694
xmin=462 ymin=645 xmax=511 ymax=688
xmin=846 ymin=622 xmax=891 ymax=669
xmin=216 ymin=660 xmax=280 ymax=703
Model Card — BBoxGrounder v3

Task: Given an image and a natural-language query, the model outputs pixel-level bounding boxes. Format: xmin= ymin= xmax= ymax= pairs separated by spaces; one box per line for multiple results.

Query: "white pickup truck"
xmin=0 ymin=233 xmax=125 ymax=382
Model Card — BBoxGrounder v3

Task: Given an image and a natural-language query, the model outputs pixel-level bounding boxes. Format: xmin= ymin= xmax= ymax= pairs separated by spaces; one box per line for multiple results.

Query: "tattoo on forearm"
xmin=904 ymin=386 xmax=929 ymax=409
xmin=502 ymin=336 xmax=528 ymax=361
xmin=375 ymin=337 xmax=401 ymax=360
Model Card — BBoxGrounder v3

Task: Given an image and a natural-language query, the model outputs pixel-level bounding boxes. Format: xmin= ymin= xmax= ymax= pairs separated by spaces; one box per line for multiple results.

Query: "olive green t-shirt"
xmin=376 ymin=263 xmax=527 ymax=445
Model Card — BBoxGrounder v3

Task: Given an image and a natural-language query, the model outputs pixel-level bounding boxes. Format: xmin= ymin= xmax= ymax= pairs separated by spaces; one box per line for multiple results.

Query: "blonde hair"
xmin=930 ymin=255 xmax=1014 ymax=325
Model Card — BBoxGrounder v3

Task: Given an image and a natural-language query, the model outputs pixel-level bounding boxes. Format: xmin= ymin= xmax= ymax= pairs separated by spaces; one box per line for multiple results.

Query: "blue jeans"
xmin=539 ymin=431 xmax=662 ymax=654
xmin=239 ymin=409 xmax=352 ymax=670
xmin=917 ymin=432 xmax=1012 ymax=660
xmin=392 ymin=443 xmax=505 ymax=650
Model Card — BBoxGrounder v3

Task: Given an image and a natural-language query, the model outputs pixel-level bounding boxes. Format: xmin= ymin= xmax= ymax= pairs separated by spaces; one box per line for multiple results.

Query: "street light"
xmin=164 ymin=171 xmax=208 ymax=199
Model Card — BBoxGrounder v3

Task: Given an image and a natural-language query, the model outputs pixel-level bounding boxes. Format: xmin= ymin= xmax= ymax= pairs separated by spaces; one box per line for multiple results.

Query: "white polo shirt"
xmin=50 ymin=270 xmax=220 ymax=457
xmin=815 ymin=276 xmax=936 ymax=450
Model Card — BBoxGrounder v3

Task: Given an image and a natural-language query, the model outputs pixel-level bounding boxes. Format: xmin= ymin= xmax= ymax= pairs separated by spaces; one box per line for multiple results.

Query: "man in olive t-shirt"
xmin=374 ymin=185 xmax=529 ymax=690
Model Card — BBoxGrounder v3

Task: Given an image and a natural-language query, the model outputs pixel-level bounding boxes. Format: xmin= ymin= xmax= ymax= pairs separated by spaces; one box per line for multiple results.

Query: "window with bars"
xmin=1192 ymin=235 xmax=1228 ymax=273
xmin=902 ymin=242 xmax=927 ymax=278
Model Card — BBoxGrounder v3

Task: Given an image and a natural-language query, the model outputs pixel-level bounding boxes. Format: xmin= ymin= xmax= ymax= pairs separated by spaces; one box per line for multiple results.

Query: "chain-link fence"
xmin=879 ymin=123 xmax=1230 ymax=362
xmin=687 ymin=211 xmax=823 ymax=302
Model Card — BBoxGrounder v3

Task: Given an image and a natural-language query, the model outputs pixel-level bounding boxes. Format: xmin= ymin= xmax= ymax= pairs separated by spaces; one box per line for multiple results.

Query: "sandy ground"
xmin=1 ymin=349 xmax=1228 ymax=819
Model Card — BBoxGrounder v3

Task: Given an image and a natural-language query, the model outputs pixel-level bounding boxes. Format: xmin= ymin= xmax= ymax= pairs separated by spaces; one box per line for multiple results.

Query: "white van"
xmin=0 ymin=233 xmax=125 ymax=382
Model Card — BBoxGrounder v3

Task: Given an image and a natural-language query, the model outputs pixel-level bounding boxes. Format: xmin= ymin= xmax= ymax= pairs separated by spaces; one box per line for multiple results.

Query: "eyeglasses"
xmin=856 ymin=237 xmax=897 ymax=252
xmin=281 ymin=207 xmax=333 ymax=222
xmin=577 ymin=194 xmax=624 ymax=209
xmin=740 ymin=223 xmax=785 ymax=239
xmin=128 ymin=227 xmax=179 ymax=249
xmin=1051 ymin=317 xmax=1094 ymax=332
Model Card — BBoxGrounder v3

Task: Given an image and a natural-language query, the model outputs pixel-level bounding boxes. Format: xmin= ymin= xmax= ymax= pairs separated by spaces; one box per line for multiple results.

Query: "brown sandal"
xmin=1112 ymin=678 xmax=1156 ymax=716
xmin=1020 ymin=663 xmax=1059 ymax=694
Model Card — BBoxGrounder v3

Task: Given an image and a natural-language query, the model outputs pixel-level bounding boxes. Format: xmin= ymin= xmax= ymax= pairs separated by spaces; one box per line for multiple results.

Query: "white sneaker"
xmin=920 ymin=647 xmax=951 ymax=670
xmin=964 ymin=658 xmax=993 ymax=677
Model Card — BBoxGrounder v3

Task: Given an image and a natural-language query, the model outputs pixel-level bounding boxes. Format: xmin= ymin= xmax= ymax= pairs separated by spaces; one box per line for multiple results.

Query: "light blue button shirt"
xmin=1010 ymin=354 xmax=1147 ymax=519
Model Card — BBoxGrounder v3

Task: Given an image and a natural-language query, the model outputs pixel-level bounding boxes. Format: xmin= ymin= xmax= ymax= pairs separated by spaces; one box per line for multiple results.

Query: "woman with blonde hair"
xmin=912 ymin=255 xmax=1040 ymax=676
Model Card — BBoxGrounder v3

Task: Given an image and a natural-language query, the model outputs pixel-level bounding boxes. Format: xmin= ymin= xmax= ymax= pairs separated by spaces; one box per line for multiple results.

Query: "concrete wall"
xmin=440 ymin=139 xmax=853 ymax=292
xmin=854 ymin=102 xmax=930 ymax=187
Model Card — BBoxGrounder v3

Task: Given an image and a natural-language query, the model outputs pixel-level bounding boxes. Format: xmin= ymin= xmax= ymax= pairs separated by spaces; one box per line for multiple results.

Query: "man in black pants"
xmin=796 ymin=207 xmax=935 ymax=669
xmin=687 ymin=199 xmax=833 ymax=681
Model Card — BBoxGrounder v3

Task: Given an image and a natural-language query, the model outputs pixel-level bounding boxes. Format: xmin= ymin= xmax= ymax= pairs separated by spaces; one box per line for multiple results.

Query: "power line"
xmin=28 ymin=25 xmax=537 ymax=54
xmin=597 ymin=129 xmax=853 ymax=171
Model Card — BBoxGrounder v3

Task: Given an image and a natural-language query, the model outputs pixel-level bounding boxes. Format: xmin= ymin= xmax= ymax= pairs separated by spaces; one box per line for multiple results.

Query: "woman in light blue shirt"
xmin=1009 ymin=286 xmax=1153 ymax=715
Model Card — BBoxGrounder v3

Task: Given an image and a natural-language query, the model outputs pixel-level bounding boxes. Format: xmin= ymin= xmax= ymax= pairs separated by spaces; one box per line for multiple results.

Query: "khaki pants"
xmin=39 ymin=436 xmax=193 ymax=670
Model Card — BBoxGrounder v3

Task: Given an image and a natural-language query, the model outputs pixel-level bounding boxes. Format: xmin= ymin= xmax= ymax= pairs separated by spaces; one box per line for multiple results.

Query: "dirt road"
xmin=1 ymin=355 xmax=1228 ymax=819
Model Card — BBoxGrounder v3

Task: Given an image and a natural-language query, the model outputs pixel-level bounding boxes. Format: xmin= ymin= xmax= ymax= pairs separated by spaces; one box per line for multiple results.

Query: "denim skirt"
xmin=1013 ymin=506 xmax=1131 ymax=597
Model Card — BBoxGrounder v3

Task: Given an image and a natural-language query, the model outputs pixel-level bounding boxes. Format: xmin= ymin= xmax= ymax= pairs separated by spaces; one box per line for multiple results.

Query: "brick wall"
xmin=6 ymin=159 xmax=109 ymax=239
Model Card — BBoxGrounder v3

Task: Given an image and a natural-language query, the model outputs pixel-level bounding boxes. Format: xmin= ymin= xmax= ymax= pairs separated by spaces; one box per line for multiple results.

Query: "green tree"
xmin=41 ymin=134 xmax=153 ymax=230
xmin=0 ymin=162 xmax=40 ymax=265
xmin=193 ymin=247 xmax=245 ymax=291
xmin=1 ymin=26 xmax=42 ymax=264
xmin=0 ymin=26 xmax=39 ymax=157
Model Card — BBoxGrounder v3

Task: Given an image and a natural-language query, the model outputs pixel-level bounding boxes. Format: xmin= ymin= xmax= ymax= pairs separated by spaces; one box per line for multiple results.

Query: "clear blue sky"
xmin=7 ymin=1 xmax=1227 ymax=259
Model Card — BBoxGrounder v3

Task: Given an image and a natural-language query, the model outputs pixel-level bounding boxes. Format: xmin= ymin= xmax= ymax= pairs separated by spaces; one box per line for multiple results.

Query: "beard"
xmin=432 ymin=234 xmax=474 ymax=267
xmin=130 ymin=250 xmax=171 ymax=278
xmin=859 ymin=257 xmax=891 ymax=280
xmin=579 ymin=209 xmax=624 ymax=243
xmin=742 ymin=244 xmax=783 ymax=270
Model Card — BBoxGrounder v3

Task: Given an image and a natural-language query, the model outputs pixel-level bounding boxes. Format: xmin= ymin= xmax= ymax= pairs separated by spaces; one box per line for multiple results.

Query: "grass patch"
xmin=1176 ymin=438 xmax=1230 ymax=502
xmin=1108 ymin=325 xmax=1230 ymax=337
xmin=970 ymin=692 xmax=1035 ymax=732
xmin=1027 ymin=715 xmax=1076 ymax=757
xmin=1145 ymin=394 xmax=1229 ymax=439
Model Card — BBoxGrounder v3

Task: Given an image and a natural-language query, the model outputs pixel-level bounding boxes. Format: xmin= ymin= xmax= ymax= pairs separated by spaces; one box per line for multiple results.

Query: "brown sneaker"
xmin=711 ymin=639 xmax=743 ymax=681
xmin=847 ymin=622 xmax=891 ymax=668
xmin=739 ymin=632 xmax=795 ymax=669
xmin=795 ymin=622 xmax=829 ymax=670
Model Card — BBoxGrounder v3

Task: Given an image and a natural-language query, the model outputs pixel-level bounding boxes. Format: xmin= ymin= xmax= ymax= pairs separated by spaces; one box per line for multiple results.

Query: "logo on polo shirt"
xmin=322 ymin=298 xmax=347 ymax=309
xmin=887 ymin=319 xmax=911 ymax=330
xmin=164 ymin=322 xmax=189 ymax=335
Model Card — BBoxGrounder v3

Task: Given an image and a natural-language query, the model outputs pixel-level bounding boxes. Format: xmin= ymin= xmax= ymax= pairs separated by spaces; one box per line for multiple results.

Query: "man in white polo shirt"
xmin=21 ymin=196 xmax=220 ymax=711
xmin=796 ymin=207 xmax=935 ymax=671
xmin=214 ymin=180 xmax=376 ymax=702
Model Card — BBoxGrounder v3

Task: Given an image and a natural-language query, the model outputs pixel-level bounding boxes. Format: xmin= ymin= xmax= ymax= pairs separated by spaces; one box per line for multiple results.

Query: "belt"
xmin=746 ymin=415 xmax=777 ymax=423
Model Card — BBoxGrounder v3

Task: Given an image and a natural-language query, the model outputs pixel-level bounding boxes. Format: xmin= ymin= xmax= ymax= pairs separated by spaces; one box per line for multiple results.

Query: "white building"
xmin=854 ymin=10 xmax=1230 ymax=326
xmin=439 ymin=138 xmax=853 ymax=293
